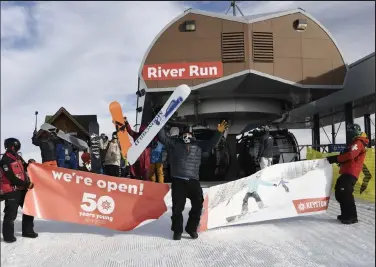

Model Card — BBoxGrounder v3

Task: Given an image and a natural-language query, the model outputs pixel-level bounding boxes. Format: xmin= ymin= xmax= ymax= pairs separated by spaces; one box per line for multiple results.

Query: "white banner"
xmin=204 ymin=159 xmax=333 ymax=230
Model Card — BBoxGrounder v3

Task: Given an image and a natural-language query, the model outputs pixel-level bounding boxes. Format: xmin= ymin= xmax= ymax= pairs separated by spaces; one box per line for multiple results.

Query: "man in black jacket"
xmin=32 ymin=129 xmax=60 ymax=167
xmin=257 ymin=126 xmax=274 ymax=169
xmin=0 ymin=138 xmax=38 ymax=243
xmin=158 ymin=121 xmax=228 ymax=240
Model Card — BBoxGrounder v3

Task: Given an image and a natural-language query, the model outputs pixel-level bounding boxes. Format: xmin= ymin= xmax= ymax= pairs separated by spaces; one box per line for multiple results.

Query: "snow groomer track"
xmin=1 ymin=190 xmax=375 ymax=267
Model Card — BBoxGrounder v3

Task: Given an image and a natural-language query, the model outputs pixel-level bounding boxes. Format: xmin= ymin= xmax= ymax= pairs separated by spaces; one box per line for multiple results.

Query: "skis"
xmin=40 ymin=123 xmax=88 ymax=150
xmin=88 ymin=122 xmax=101 ymax=174
xmin=109 ymin=84 xmax=191 ymax=165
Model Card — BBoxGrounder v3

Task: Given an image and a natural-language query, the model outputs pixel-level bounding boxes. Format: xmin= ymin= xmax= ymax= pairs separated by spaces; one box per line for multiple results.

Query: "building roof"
xmin=45 ymin=107 xmax=98 ymax=136
xmin=138 ymin=7 xmax=349 ymax=85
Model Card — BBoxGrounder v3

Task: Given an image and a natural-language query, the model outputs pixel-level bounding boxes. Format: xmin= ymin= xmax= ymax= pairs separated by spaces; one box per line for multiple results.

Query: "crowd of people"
xmin=0 ymin=120 xmax=369 ymax=242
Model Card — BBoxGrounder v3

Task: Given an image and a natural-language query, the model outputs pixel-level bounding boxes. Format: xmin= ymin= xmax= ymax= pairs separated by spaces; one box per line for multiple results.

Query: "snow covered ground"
xmin=1 ymin=189 xmax=375 ymax=267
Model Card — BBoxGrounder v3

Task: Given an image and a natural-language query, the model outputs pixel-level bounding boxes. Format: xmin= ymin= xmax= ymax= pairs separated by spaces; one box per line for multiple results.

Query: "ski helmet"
xmin=346 ymin=123 xmax=362 ymax=139
xmin=4 ymin=138 xmax=21 ymax=152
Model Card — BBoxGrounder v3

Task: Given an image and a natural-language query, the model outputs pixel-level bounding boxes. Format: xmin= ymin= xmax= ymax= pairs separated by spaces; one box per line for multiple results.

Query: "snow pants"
xmin=335 ymin=174 xmax=358 ymax=219
xmin=104 ymin=165 xmax=120 ymax=177
xmin=259 ymin=157 xmax=272 ymax=169
xmin=149 ymin=163 xmax=164 ymax=183
xmin=2 ymin=190 xmax=34 ymax=241
xmin=171 ymin=178 xmax=204 ymax=233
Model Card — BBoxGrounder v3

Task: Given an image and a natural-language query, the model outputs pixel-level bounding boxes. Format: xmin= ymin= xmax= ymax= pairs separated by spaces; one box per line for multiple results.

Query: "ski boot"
xmin=22 ymin=232 xmax=39 ymax=238
xmin=341 ymin=217 xmax=358 ymax=225
xmin=4 ymin=237 xmax=17 ymax=243
xmin=173 ymin=232 xmax=182 ymax=240
xmin=185 ymin=227 xmax=199 ymax=239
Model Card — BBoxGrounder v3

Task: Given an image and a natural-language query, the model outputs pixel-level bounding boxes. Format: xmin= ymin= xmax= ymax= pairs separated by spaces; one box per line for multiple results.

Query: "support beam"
xmin=344 ymin=102 xmax=354 ymax=145
xmin=312 ymin=113 xmax=320 ymax=150
xmin=364 ymin=114 xmax=372 ymax=148
xmin=331 ymin=114 xmax=336 ymax=144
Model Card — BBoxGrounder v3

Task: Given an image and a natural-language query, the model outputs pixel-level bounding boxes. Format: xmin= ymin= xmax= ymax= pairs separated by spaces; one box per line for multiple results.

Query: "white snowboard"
xmin=126 ymin=84 xmax=191 ymax=165
xmin=40 ymin=123 xmax=89 ymax=150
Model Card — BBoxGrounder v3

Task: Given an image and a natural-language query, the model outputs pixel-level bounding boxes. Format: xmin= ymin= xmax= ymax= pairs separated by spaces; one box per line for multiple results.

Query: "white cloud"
xmin=1 ymin=1 xmax=374 ymax=163
xmin=1 ymin=1 xmax=185 ymax=162
xmin=239 ymin=1 xmax=375 ymax=63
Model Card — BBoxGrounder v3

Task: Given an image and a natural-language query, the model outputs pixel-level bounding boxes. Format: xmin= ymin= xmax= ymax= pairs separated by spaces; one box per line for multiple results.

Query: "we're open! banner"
xmin=24 ymin=164 xmax=170 ymax=231
xmin=24 ymin=159 xmax=333 ymax=233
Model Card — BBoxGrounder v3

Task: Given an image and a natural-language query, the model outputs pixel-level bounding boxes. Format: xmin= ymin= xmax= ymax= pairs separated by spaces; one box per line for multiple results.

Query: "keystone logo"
xmin=292 ymin=197 xmax=330 ymax=214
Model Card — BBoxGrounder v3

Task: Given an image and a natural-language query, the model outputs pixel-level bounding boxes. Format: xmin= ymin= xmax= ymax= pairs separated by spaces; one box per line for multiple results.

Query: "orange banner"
xmin=142 ymin=62 xmax=223 ymax=81
xmin=24 ymin=163 xmax=170 ymax=231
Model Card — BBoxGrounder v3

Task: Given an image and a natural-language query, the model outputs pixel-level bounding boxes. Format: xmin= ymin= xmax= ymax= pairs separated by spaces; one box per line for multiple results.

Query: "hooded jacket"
xmin=103 ymin=140 xmax=121 ymax=166
xmin=32 ymin=131 xmax=60 ymax=162
xmin=337 ymin=133 xmax=369 ymax=178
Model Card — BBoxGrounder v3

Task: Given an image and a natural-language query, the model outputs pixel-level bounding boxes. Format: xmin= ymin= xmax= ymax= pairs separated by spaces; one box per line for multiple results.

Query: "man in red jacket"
xmin=326 ymin=124 xmax=369 ymax=224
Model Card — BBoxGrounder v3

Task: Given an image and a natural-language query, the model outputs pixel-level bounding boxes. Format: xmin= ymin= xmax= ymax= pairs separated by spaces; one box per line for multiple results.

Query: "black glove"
xmin=326 ymin=155 xmax=338 ymax=164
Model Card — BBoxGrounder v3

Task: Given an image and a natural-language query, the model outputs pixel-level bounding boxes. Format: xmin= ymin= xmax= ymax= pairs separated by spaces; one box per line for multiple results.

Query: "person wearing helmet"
xmin=256 ymin=125 xmax=274 ymax=169
xmin=0 ymin=138 xmax=38 ymax=243
xmin=158 ymin=121 xmax=228 ymax=240
xmin=326 ymin=123 xmax=369 ymax=224
xmin=32 ymin=129 xmax=60 ymax=166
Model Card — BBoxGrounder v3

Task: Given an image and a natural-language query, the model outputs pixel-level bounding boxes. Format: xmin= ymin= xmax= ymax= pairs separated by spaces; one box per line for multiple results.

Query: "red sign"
xmin=142 ymin=62 xmax=223 ymax=81
xmin=292 ymin=197 xmax=330 ymax=214
xmin=24 ymin=163 xmax=170 ymax=231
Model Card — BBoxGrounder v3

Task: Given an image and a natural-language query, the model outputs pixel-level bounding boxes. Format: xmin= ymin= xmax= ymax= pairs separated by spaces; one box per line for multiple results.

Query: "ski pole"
xmin=34 ymin=111 xmax=39 ymax=131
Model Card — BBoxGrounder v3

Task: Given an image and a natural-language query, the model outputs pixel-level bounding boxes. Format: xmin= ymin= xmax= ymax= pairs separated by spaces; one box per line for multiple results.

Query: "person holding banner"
xmin=158 ymin=121 xmax=228 ymax=240
xmin=326 ymin=124 xmax=369 ymax=225
xmin=0 ymin=138 xmax=38 ymax=243
xmin=32 ymin=129 xmax=60 ymax=167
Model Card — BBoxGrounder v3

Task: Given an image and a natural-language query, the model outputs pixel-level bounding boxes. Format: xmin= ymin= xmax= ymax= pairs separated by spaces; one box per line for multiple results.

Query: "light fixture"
xmin=185 ymin=20 xmax=196 ymax=32
xmin=293 ymin=19 xmax=307 ymax=32
xmin=136 ymin=88 xmax=146 ymax=98
xmin=136 ymin=107 xmax=143 ymax=113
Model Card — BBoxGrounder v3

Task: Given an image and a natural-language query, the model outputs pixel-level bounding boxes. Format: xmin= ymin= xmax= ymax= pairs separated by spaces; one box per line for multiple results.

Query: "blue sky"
xmin=1 ymin=1 xmax=375 ymax=162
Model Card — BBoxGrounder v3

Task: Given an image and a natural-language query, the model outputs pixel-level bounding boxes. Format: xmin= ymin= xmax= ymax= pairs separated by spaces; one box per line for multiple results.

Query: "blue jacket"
xmin=56 ymin=143 xmax=78 ymax=170
xmin=151 ymin=141 xmax=164 ymax=164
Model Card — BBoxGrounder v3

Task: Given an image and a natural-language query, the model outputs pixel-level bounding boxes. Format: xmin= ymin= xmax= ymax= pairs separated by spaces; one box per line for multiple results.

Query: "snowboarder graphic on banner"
xmin=278 ymin=177 xmax=290 ymax=193
xmin=241 ymin=172 xmax=277 ymax=215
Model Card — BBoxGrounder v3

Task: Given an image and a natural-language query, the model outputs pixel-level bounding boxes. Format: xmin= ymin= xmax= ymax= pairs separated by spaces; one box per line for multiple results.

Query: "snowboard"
xmin=111 ymin=84 xmax=191 ymax=165
xmin=109 ymin=102 xmax=132 ymax=158
xmin=88 ymin=122 xmax=101 ymax=174
xmin=226 ymin=210 xmax=259 ymax=223
xmin=40 ymin=123 xmax=89 ymax=150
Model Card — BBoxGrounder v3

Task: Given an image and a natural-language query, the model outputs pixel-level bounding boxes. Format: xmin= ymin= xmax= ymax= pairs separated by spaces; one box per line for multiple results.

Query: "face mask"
xmin=182 ymin=134 xmax=192 ymax=144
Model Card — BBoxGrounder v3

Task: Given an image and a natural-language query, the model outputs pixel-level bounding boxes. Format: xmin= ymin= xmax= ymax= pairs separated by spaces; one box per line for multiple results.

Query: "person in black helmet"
xmin=0 ymin=138 xmax=38 ymax=243
xmin=158 ymin=121 xmax=229 ymax=240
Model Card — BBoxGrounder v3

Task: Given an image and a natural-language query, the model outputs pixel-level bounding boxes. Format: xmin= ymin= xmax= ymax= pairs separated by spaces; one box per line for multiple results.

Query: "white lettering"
xmin=84 ymin=177 xmax=92 ymax=186
xmin=63 ymin=173 xmax=72 ymax=182
xmin=52 ymin=171 xmax=63 ymax=180
xmin=148 ymin=67 xmax=157 ymax=78
xmin=189 ymin=65 xmax=199 ymax=76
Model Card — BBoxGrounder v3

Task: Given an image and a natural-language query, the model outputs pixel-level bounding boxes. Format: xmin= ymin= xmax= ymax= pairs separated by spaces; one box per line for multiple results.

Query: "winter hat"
xmin=81 ymin=152 xmax=91 ymax=164
xmin=169 ymin=127 xmax=179 ymax=136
